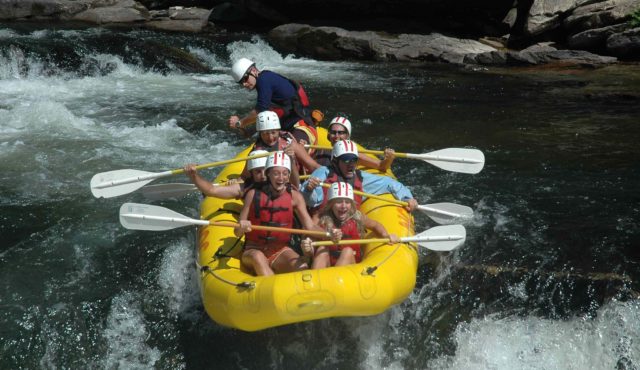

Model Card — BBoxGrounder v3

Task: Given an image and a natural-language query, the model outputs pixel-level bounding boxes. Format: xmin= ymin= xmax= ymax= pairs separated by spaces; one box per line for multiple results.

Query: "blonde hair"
xmin=319 ymin=198 xmax=366 ymax=237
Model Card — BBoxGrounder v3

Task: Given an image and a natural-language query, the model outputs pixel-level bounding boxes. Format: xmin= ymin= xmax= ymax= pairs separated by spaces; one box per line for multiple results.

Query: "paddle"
xmin=90 ymin=152 xmax=270 ymax=199
xmin=119 ymin=203 xmax=330 ymax=237
xmin=140 ymin=175 xmax=314 ymax=200
xmin=140 ymin=183 xmax=198 ymax=200
xmin=311 ymin=225 xmax=466 ymax=252
xmin=317 ymin=183 xmax=473 ymax=224
xmin=305 ymin=145 xmax=485 ymax=174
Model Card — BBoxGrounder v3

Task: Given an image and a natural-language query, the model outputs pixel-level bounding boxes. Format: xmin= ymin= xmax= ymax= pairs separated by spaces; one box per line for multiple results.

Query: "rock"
xmin=525 ymin=0 xmax=592 ymax=36
xmin=73 ymin=0 xmax=150 ymax=24
xmin=469 ymin=46 xmax=617 ymax=66
xmin=514 ymin=48 xmax=617 ymax=65
xmin=145 ymin=18 xmax=209 ymax=32
xmin=267 ymin=23 xmax=496 ymax=64
xmin=167 ymin=6 xmax=210 ymax=20
xmin=0 ymin=0 xmax=91 ymax=20
xmin=144 ymin=6 xmax=211 ymax=32
xmin=607 ymin=27 xmax=640 ymax=57
xmin=567 ymin=22 xmax=629 ymax=50
xmin=564 ymin=0 xmax=638 ymax=33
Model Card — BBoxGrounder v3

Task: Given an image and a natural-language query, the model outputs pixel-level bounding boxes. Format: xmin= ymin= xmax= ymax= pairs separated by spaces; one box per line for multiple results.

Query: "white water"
xmin=431 ymin=299 xmax=639 ymax=369
xmin=1 ymin=28 xmax=638 ymax=369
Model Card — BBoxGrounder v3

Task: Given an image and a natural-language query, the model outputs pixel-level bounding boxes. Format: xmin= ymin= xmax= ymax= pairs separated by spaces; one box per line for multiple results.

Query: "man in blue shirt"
xmin=301 ymin=140 xmax=418 ymax=212
xmin=229 ymin=58 xmax=316 ymax=145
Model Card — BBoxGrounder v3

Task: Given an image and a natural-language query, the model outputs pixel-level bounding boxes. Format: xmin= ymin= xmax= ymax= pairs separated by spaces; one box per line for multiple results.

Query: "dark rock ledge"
xmin=1 ymin=0 xmax=639 ymax=67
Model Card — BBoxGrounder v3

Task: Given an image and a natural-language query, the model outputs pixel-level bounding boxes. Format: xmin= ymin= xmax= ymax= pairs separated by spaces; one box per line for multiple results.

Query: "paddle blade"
xmin=410 ymin=148 xmax=485 ymax=174
xmin=140 ymin=183 xmax=199 ymax=200
xmin=402 ymin=224 xmax=466 ymax=251
xmin=418 ymin=202 xmax=474 ymax=225
xmin=119 ymin=202 xmax=202 ymax=231
xmin=91 ymin=169 xmax=157 ymax=198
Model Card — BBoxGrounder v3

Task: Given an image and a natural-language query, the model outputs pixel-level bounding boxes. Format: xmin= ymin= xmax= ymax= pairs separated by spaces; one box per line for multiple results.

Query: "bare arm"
xmin=234 ymin=189 xmax=254 ymax=237
xmin=363 ymin=215 xmax=399 ymax=243
xmin=357 ymin=154 xmax=382 ymax=171
xmin=229 ymin=109 xmax=257 ymax=130
xmin=284 ymin=132 xmax=320 ymax=172
xmin=184 ymin=164 xmax=242 ymax=199
xmin=292 ymin=191 xmax=324 ymax=233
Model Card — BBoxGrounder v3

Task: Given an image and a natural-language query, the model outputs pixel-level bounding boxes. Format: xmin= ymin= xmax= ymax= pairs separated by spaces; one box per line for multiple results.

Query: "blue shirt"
xmin=300 ymin=166 xmax=414 ymax=208
xmin=255 ymin=70 xmax=296 ymax=113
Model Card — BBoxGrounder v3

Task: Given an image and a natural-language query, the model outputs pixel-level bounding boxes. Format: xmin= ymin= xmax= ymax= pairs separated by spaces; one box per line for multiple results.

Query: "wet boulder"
xmin=607 ymin=27 xmax=640 ymax=58
xmin=72 ymin=0 xmax=150 ymax=24
xmin=267 ymin=23 xmax=497 ymax=63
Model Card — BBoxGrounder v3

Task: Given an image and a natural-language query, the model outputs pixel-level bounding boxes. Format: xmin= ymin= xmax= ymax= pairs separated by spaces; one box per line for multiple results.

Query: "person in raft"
xmin=228 ymin=58 xmax=317 ymax=147
xmin=249 ymin=110 xmax=319 ymax=175
xmin=301 ymin=182 xmax=400 ymax=268
xmin=234 ymin=151 xmax=336 ymax=276
xmin=183 ymin=150 xmax=269 ymax=200
xmin=313 ymin=115 xmax=396 ymax=172
xmin=301 ymin=139 xmax=418 ymax=215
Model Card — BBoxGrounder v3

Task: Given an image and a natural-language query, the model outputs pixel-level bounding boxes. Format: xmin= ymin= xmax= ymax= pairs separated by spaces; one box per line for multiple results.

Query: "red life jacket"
xmin=328 ymin=218 xmax=362 ymax=265
xmin=269 ymin=77 xmax=313 ymax=130
xmin=245 ymin=184 xmax=294 ymax=248
xmin=320 ymin=167 xmax=364 ymax=209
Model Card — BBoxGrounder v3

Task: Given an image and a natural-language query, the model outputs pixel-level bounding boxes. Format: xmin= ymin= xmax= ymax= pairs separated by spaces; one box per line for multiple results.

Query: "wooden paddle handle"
xmin=210 ymin=221 xmax=330 ymax=237
xmin=305 ymin=145 xmax=408 ymax=158
xmin=312 ymin=238 xmax=391 ymax=247
xmin=318 ymin=183 xmax=408 ymax=207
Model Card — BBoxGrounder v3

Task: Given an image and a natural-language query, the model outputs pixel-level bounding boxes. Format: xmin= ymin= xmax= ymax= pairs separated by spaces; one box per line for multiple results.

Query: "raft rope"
xmin=362 ymin=242 xmax=415 ymax=276
xmin=197 ymin=260 xmax=255 ymax=289
xmin=198 ymin=209 xmax=255 ymax=289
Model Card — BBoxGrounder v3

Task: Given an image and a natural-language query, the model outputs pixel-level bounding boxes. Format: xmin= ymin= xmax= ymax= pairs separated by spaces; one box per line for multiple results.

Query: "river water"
xmin=1 ymin=25 xmax=639 ymax=369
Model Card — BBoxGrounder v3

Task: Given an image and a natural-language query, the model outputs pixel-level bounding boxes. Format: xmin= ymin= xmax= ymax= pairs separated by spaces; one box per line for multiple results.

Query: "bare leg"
xmin=242 ymin=249 xmax=274 ymax=276
xmin=312 ymin=246 xmax=331 ymax=269
xmin=334 ymin=247 xmax=356 ymax=267
xmin=272 ymin=248 xmax=308 ymax=273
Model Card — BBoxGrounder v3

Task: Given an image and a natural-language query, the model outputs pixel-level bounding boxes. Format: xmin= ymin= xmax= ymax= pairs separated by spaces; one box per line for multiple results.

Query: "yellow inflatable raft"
xmin=196 ymin=129 xmax=417 ymax=331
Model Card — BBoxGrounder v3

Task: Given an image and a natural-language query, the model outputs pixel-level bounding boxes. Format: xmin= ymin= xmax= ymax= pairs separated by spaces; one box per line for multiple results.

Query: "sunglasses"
xmin=238 ymin=73 xmax=251 ymax=85
xmin=329 ymin=130 xmax=348 ymax=136
xmin=341 ymin=158 xmax=358 ymax=165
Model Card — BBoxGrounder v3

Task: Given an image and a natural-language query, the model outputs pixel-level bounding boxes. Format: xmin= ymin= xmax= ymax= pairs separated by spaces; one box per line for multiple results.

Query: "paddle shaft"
xmin=93 ymin=152 xmax=269 ymax=189
xmin=318 ymin=183 xmax=409 ymax=207
xmin=305 ymin=145 xmax=483 ymax=165
xmin=311 ymin=235 xmax=463 ymax=247
xmin=305 ymin=145 xmax=407 ymax=159
xmin=121 ymin=213 xmax=329 ymax=237
xmin=213 ymin=221 xmax=330 ymax=237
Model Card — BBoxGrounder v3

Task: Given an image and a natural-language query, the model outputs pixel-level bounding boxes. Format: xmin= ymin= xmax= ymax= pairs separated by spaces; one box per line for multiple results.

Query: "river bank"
xmin=2 ymin=0 xmax=639 ymax=68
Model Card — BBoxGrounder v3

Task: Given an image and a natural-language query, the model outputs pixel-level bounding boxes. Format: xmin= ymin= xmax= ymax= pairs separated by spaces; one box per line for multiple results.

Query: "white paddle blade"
xmin=91 ymin=169 xmax=167 ymax=198
xmin=410 ymin=148 xmax=485 ymax=174
xmin=402 ymin=224 xmax=466 ymax=251
xmin=119 ymin=202 xmax=205 ymax=231
xmin=418 ymin=203 xmax=474 ymax=225
xmin=140 ymin=183 xmax=199 ymax=200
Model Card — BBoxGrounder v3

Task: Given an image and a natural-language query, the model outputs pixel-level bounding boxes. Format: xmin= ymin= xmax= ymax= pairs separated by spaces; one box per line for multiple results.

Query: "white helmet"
xmin=331 ymin=140 xmax=359 ymax=160
xmin=256 ymin=111 xmax=281 ymax=131
xmin=327 ymin=182 xmax=354 ymax=201
xmin=246 ymin=150 xmax=269 ymax=171
xmin=231 ymin=58 xmax=254 ymax=83
xmin=329 ymin=116 xmax=352 ymax=135
xmin=266 ymin=151 xmax=291 ymax=172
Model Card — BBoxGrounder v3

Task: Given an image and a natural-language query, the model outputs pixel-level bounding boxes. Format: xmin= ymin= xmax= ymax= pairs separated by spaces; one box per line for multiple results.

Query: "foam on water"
xmin=102 ymin=292 xmax=162 ymax=369
xmin=157 ymin=237 xmax=201 ymax=320
xmin=430 ymin=299 xmax=640 ymax=370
